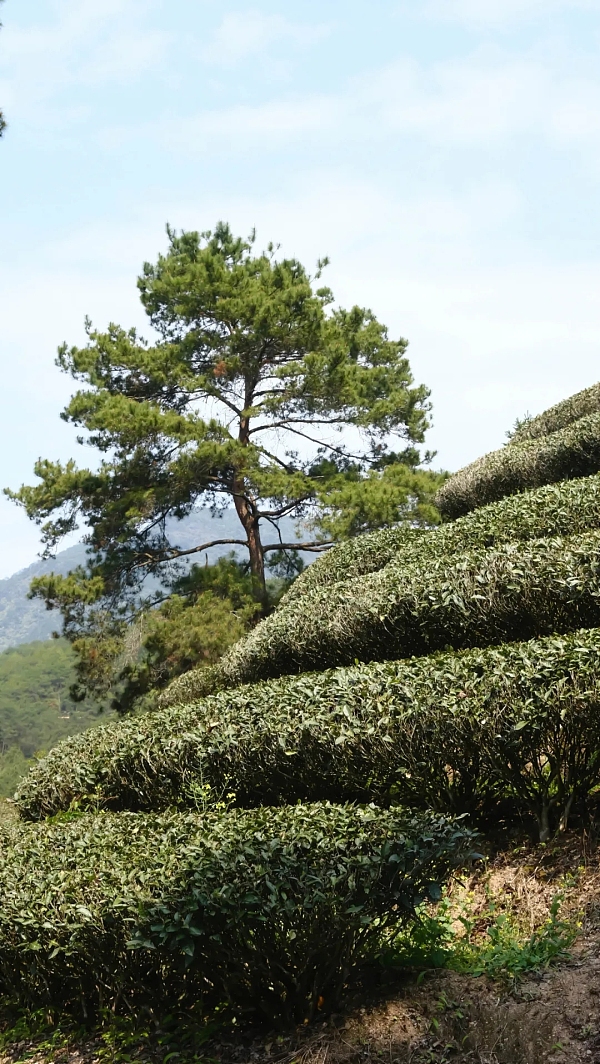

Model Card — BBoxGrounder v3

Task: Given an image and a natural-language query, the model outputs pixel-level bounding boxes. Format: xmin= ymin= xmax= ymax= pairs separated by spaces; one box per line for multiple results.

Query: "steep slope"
xmin=6 ymin=381 xmax=600 ymax=1028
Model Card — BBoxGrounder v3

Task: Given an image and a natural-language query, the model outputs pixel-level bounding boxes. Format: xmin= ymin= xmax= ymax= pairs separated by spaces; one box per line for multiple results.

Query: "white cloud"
xmin=363 ymin=56 xmax=548 ymax=146
xmin=422 ymin=0 xmax=600 ymax=28
xmin=201 ymin=10 xmax=330 ymax=67
xmin=100 ymin=93 xmax=339 ymax=154
xmin=0 ymin=0 xmax=169 ymax=121
xmin=112 ymin=45 xmax=600 ymax=163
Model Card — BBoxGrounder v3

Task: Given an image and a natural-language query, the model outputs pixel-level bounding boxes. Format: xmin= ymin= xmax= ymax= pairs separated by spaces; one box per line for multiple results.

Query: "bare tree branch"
xmin=248 ymin=417 xmax=346 ymax=434
xmin=263 ymin=540 xmax=333 ymax=553
xmin=258 ymin=498 xmax=312 ymax=519
xmin=127 ymin=538 xmax=250 ymax=569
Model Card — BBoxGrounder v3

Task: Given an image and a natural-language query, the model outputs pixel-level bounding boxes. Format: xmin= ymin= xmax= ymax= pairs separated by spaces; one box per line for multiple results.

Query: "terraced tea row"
xmin=164 ymin=528 xmax=600 ymax=699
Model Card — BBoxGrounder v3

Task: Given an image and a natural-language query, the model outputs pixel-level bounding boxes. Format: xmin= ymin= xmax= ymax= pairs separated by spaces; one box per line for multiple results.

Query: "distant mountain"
xmin=0 ymin=544 xmax=86 ymax=651
xmin=0 ymin=510 xmax=307 ymax=652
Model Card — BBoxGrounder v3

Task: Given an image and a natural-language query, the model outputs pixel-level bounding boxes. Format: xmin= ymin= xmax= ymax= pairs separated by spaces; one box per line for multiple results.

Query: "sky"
xmin=1 ymin=0 xmax=600 ymax=576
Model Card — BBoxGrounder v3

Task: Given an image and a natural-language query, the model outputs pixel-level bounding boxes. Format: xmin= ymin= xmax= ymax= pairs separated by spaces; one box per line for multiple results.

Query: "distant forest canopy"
xmin=0 ymin=639 xmax=108 ymax=797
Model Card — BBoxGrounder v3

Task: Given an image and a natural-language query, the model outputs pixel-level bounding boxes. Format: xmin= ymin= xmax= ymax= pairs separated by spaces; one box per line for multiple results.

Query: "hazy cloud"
xmin=423 ymin=0 xmax=600 ymax=27
xmin=202 ymin=10 xmax=331 ymax=67
xmin=0 ymin=0 xmax=169 ymax=121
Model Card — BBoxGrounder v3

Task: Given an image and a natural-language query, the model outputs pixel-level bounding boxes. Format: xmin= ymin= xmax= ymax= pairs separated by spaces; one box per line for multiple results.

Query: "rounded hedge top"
xmin=435 ymin=410 xmax=600 ymax=519
xmin=511 ymin=381 xmax=600 ymax=442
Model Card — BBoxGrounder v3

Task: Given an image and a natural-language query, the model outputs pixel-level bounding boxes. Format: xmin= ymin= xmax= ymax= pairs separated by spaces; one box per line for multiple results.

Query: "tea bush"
xmin=435 ymin=411 xmax=600 ymax=519
xmin=161 ymin=528 xmax=600 ymax=699
xmin=282 ymin=525 xmax=426 ymax=603
xmin=510 ymin=381 xmax=600 ymax=443
xmin=0 ymin=804 xmax=475 ymax=1025
xmin=17 ymin=629 xmax=600 ymax=840
xmin=285 ymin=472 xmax=600 ymax=602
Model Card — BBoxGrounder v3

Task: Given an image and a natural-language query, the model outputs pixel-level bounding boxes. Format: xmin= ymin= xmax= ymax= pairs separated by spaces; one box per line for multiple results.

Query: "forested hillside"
xmin=0 ymin=509 xmax=307 ymax=796
xmin=0 ymin=544 xmax=86 ymax=651
xmin=0 ymin=640 xmax=106 ymax=797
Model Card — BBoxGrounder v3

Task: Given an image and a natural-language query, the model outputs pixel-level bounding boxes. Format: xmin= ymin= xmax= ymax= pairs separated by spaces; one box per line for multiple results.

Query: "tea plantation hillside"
xmin=5 ymin=381 xmax=600 ymax=1029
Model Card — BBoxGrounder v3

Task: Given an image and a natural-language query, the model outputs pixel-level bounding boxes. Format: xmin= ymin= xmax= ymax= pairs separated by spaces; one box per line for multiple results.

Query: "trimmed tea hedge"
xmin=435 ymin=411 xmax=600 ymax=519
xmin=283 ymin=525 xmax=426 ymax=603
xmin=16 ymin=630 xmax=600 ymax=840
xmin=0 ymin=804 xmax=474 ymax=1024
xmin=162 ymin=528 xmax=600 ymax=700
xmin=286 ymin=472 xmax=600 ymax=602
xmin=511 ymin=381 xmax=600 ymax=443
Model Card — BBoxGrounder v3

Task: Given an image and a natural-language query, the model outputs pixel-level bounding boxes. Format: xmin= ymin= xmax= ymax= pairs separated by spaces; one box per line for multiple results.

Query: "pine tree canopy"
xmin=6 ymin=222 xmax=438 ymax=618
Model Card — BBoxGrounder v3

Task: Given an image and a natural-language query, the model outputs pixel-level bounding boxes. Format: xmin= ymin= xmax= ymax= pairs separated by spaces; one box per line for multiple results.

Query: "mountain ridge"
xmin=0 ymin=511 xmax=305 ymax=652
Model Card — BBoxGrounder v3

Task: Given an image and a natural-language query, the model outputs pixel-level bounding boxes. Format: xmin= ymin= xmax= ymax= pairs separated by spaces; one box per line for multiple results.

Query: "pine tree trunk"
xmin=235 ymin=398 xmax=268 ymax=610
xmin=233 ymin=483 xmax=268 ymax=610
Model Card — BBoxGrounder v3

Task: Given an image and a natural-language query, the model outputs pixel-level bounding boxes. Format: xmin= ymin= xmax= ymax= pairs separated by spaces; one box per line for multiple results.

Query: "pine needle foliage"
xmin=15 ymin=629 xmax=600 ymax=840
xmin=0 ymin=805 xmax=474 ymax=1025
xmin=5 ymin=223 xmax=433 ymax=612
xmin=435 ymin=410 xmax=600 ymax=519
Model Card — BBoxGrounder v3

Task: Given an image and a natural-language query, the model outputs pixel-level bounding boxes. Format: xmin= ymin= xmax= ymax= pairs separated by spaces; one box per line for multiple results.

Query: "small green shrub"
xmin=435 ymin=411 xmax=600 ymax=519
xmin=510 ymin=381 xmax=600 ymax=443
xmin=17 ymin=628 xmax=600 ymax=839
xmin=383 ymin=892 xmax=576 ymax=983
xmin=454 ymin=893 xmax=576 ymax=982
xmin=0 ymin=804 xmax=475 ymax=1026
xmin=162 ymin=528 xmax=600 ymax=700
xmin=285 ymin=471 xmax=600 ymax=602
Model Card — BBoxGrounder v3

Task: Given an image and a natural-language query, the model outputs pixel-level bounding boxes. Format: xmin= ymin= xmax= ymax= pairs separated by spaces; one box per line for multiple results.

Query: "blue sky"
xmin=1 ymin=0 xmax=600 ymax=575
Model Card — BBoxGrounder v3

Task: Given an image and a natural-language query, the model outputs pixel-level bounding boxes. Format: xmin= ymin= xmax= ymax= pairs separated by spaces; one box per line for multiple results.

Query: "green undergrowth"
xmin=0 ymin=1002 xmax=219 ymax=1064
xmin=284 ymin=471 xmax=600 ymax=603
xmin=379 ymin=888 xmax=577 ymax=987
xmin=163 ymin=527 xmax=600 ymax=699
xmin=16 ymin=629 xmax=600 ymax=839
xmin=435 ymin=409 xmax=600 ymax=519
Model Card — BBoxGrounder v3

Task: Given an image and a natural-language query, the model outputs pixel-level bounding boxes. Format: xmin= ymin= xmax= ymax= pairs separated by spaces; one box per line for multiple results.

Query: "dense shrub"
xmin=435 ymin=411 xmax=600 ymax=519
xmin=510 ymin=381 xmax=600 ymax=443
xmin=0 ymin=804 xmax=474 ymax=1025
xmin=285 ymin=472 xmax=600 ymax=602
xmin=161 ymin=528 xmax=600 ymax=700
xmin=16 ymin=630 xmax=600 ymax=840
